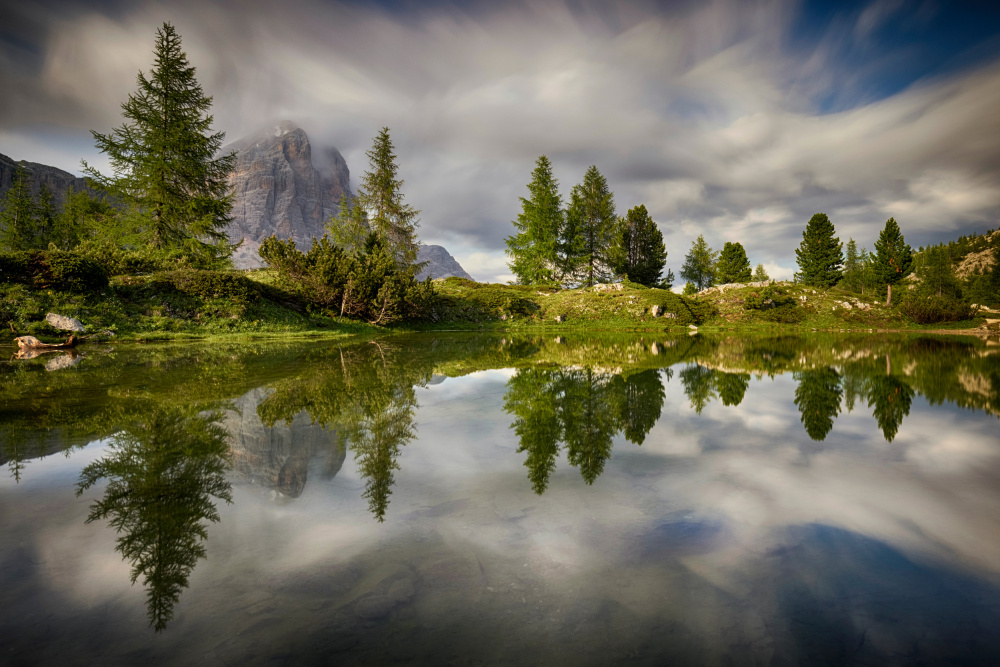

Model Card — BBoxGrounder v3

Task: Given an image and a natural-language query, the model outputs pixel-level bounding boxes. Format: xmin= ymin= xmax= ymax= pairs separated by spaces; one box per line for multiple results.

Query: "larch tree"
xmin=563 ymin=165 xmax=616 ymax=286
xmin=608 ymin=204 xmax=666 ymax=287
xmin=506 ymin=155 xmax=563 ymax=284
xmin=680 ymin=234 xmax=718 ymax=291
xmin=752 ymin=263 xmax=770 ymax=281
xmin=351 ymin=127 xmax=420 ymax=267
xmin=715 ymin=241 xmax=752 ymax=284
xmin=872 ymin=217 xmax=914 ymax=306
xmin=83 ymin=22 xmax=235 ymax=258
xmin=0 ymin=162 xmax=39 ymax=251
xmin=795 ymin=213 xmax=843 ymax=287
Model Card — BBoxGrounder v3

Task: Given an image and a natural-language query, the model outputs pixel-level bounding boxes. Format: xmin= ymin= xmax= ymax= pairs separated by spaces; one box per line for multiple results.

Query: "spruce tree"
xmin=563 ymin=165 xmax=616 ymax=286
xmin=872 ymin=217 xmax=913 ymax=306
xmin=680 ymin=234 xmax=717 ymax=290
xmin=506 ymin=155 xmax=563 ymax=284
xmin=83 ymin=23 xmax=235 ymax=256
xmin=352 ymin=127 xmax=420 ymax=266
xmin=917 ymin=245 xmax=959 ymax=298
xmin=752 ymin=263 xmax=770 ymax=281
xmin=608 ymin=204 xmax=666 ymax=287
xmin=795 ymin=213 xmax=843 ymax=287
xmin=715 ymin=241 xmax=752 ymax=284
xmin=842 ymin=238 xmax=861 ymax=293
xmin=0 ymin=162 xmax=39 ymax=251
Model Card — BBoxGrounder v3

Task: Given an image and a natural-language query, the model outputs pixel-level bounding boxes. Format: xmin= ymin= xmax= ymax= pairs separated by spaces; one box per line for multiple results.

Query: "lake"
xmin=2 ymin=333 xmax=999 ymax=665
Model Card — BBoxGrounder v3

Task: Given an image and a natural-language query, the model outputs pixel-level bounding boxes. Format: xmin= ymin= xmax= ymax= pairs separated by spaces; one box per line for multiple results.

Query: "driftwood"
xmin=14 ymin=335 xmax=79 ymax=350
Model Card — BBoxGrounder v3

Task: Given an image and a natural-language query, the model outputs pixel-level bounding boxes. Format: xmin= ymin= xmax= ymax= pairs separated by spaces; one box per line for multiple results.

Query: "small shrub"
xmin=900 ymin=292 xmax=977 ymax=324
xmin=744 ymin=285 xmax=804 ymax=323
xmin=153 ymin=270 xmax=259 ymax=304
xmin=0 ymin=250 xmax=108 ymax=291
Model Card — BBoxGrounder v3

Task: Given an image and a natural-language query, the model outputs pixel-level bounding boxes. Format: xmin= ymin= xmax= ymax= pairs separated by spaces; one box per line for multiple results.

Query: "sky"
xmin=1 ymin=0 xmax=999 ymax=283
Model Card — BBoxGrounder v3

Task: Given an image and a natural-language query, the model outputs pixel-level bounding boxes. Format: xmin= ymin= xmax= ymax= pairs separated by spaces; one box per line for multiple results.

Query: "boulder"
xmin=45 ymin=313 xmax=86 ymax=332
xmin=651 ymin=305 xmax=663 ymax=317
xmin=554 ymin=315 xmax=566 ymax=322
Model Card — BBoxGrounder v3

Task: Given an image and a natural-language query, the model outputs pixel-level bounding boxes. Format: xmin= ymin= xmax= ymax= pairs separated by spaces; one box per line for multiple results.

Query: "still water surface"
xmin=2 ymin=333 xmax=999 ymax=665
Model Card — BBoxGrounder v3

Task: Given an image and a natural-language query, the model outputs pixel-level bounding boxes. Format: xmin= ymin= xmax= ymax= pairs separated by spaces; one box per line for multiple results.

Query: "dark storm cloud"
xmin=1 ymin=0 xmax=999 ymax=281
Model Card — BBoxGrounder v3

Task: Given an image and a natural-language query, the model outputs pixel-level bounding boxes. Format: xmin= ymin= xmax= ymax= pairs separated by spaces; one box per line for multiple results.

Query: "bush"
xmin=74 ymin=240 xmax=230 ymax=275
xmin=0 ymin=249 xmax=108 ymax=292
xmin=744 ymin=285 xmax=805 ymax=323
xmin=152 ymin=270 xmax=259 ymax=304
xmin=900 ymin=292 xmax=977 ymax=324
xmin=259 ymin=233 xmax=434 ymax=325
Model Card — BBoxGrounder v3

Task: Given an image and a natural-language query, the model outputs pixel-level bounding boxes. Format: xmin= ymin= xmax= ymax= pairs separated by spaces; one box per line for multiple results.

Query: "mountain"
xmin=223 ymin=121 xmax=352 ymax=268
xmin=0 ymin=152 xmax=90 ymax=203
xmin=416 ymin=244 xmax=474 ymax=281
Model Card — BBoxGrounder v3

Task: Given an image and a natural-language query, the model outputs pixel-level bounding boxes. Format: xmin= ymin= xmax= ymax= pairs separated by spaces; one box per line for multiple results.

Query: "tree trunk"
xmin=885 ymin=283 xmax=892 ymax=307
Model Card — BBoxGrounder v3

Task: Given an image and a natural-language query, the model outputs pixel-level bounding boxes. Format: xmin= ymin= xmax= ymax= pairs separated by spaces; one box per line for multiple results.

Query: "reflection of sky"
xmin=2 ymin=365 xmax=1000 ymax=661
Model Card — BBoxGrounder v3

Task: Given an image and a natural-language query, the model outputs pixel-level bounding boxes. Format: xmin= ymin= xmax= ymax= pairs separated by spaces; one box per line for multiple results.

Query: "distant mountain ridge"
xmin=0 ymin=152 xmax=90 ymax=204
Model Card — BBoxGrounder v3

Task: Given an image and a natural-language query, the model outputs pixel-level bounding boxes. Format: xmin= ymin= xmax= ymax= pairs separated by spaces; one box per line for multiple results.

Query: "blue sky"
xmin=1 ymin=0 xmax=999 ymax=281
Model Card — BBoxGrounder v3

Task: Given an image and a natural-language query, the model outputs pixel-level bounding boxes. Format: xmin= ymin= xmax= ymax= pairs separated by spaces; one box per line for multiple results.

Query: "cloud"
xmin=1 ymin=0 xmax=998 ymax=268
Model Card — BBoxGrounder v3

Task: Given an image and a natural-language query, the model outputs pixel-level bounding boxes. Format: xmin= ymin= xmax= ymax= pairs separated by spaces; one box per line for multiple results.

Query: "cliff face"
xmin=223 ymin=121 xmax=351 ymax=268
xmin=416 ymin=245 xmax=474 ymax=281
xmin=0 ymin=153 xmax=90 ymax=204
xmin=221 ymin=387 xmax=346 ymax=499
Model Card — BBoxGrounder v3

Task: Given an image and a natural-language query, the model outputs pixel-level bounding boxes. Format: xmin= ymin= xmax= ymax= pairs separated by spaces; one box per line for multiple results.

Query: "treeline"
xmin=0 ymin=23 xmax=431 ymax=325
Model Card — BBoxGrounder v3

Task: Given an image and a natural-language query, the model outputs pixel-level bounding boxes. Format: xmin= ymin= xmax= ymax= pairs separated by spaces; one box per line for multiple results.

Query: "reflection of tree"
xmin=617 ymin=369 xmax=668 ymax=444
xmin=76 ymin=408 xmax=232 ymax=632
xmin=258 ymin=342 xmax=425 ymax=521
xmin=680 ymin=364 xmax=717 ymax=414
xmin=794 ymin=368 xmax=843 ymax=441
xmin=717 ymin=371 xmax=751 ymax=407
xmin=867 ymin=373 xmax=914 ymax=442
xmin=505 ymin=369 xmax=561 ymax=494
xmin=503 ymin=365 xmax=667 ymax=491
xmin=562 ymin=369 xmax=617 ymax=484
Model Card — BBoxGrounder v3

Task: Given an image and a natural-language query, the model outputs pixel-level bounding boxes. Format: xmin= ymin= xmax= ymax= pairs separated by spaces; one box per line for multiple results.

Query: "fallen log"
xmin=14 ymin=335 xmax=79 ymax=350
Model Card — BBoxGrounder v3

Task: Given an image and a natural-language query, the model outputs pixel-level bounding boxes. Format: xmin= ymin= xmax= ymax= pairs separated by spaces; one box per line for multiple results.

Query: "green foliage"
xmin=917 ymin=245 xmax=961 ymax=298
xmin=680 ymin=235 xmax=717 ymax=290
xmin=561 ymin=165 xmax=617 ymax=286
xmin=899 ymin=291 xmax=977 ymax=324
xmin=259 ymin=232 xmax=433 ymax=325
xmin=0 ymin=249 xmax=108 ymax=292
xmin=608 ymin=204 xmax=666 ymax=287
xmin=795 ymin=213 xmax=843 ymax=287
xmin=506 ymin=155 xmax=563 ymax=284
xmin=74 ymin=238 xmax=228 ymax=275
xmin=51 ymin=186 xmax=116 ymax=249
xmin=327 ymin=194 xmax=369 ymax=256
xmin=715 ymin=241 xmax=752 ymax=284
xmin=0 ymin=162 xmax=41 ymax=251
xmin=350 ymin=128 xmax=420 ymax=266
xmin=872 ymin=217 xmax=914 ymax=298
xmin=152 ymin=270 xmax=259 ymax=305
xmin=752 ymin=263 xmax=769 ymax=281
xmin=683 ymin=281 xmax=698 ymax=296
xmin=83 ymin=23 xmax=235 ymax=255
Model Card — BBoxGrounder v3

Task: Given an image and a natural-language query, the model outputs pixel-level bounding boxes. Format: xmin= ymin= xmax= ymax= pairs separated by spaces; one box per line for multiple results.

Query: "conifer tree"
xmin=795 ymin=213 xmax=843 ymax=287
xmin=506 ymin=155 xmax=563 ymax=284
xmin=562 ymin=165 xmax=616 ymax=286
xmin=0 ymin=162 xmax=39 ymax=251
xmin=752 ymin=263 xmax=770 ymax=281
xmin=83 ymin=23 xmax=235 ymax=256
xmin=608 ymin=204 xmax=666 ymax=287
xmin=327 ymin=194 xmax=369 ymax=256
xmin=842 ymin=238 xmax=861 ymax=293
xmin=917 ymin=245 xmax=960 ymax=298
xmin=680 ymin=234 xmax=717 ymax=290
xmin=715 ymin=241 xmax=752 ymax=284
xmin=352 ymin=127 xmax=420 ymax=266
xmin=872 ymin=217 xmax=914 ymax=305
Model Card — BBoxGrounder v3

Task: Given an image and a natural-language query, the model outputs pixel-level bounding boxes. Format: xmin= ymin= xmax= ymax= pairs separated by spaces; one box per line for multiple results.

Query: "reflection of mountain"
xmin=221 ymin=388 xmax=346 ymax=499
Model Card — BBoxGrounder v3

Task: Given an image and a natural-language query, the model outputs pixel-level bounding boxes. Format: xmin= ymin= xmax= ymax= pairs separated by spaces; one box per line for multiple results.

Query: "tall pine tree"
xmin=608 ymin=204 xmax=666 ymax=287
xmin=795 ymin=213 xmax=843 ymax=287
xmin=872 ymin=217 xmax=913 ymax=306
xmin=715 ymin=241 xmax=752 ymax=284
xmin=350 ymin=127 xmax=420 ymax=266
xmin=0 ymin=162 xmax=39 ymax=251
xmin=506 ymin=155 xmax=563 ymax=284
xmin=562 ymin=165 xmax=616 ymax=286
xmin=83 ymin=23 xmax=235 ymax=257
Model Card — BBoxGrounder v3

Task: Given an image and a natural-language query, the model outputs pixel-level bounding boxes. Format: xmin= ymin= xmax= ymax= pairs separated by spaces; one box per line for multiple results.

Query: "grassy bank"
xmin=2 ymin=271 xmax=996 ymax=345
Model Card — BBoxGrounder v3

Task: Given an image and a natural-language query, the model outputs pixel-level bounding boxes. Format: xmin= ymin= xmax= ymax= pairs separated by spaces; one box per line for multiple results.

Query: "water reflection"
xmin=504 ymin=367 xmax=667 ymax=491
xmin=75 ymin=408 xmax=233 ymax=631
